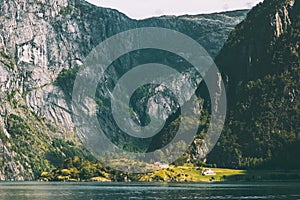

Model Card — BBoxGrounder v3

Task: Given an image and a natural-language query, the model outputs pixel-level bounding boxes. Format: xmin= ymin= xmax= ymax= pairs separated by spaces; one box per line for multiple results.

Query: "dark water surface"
xmin=0 ymin=182 xmax=299 ymax=200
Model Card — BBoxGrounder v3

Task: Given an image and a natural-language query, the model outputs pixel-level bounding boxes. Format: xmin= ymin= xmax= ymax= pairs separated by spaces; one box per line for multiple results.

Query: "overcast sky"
xmin=86 ymin=0 xmax=264 ymax=19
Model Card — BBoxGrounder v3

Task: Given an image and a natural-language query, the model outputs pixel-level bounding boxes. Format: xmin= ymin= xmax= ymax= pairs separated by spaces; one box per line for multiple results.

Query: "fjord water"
xmin=0 ymin=182 xmax=299 ymax=200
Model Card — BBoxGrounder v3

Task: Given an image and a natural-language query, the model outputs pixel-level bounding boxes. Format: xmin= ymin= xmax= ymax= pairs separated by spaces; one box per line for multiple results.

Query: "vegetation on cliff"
xmin=208 ymin=0 xmax=300 ymax=169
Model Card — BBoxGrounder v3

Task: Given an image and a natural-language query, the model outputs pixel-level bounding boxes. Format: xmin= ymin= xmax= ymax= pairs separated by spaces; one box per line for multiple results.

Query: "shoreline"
xmin=38 ymin=165 xmax=300 ymax=183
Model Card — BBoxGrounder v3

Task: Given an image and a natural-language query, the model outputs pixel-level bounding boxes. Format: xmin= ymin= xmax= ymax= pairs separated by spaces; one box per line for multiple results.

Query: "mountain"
xmin=0 ymin=0 xmax=247 ymax=180
xmin=216 ymin=0 xmax=299 ymax=96
xmin=207 ymin=0 xmax=300 ymax=169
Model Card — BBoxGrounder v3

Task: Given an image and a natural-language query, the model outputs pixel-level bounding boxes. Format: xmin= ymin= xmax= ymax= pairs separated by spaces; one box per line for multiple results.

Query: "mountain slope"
xmin=216 ymin=0 xmax=299 ymax=93
xmin=0 ymin=0 xmax=247 ymax=180
xmin=208 ymin=0 xmax=300 ymax=169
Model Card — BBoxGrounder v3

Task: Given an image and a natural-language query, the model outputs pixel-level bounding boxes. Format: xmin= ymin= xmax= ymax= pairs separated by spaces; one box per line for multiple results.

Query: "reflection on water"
xmin=0 ymin=182 xmax=299 ymax=200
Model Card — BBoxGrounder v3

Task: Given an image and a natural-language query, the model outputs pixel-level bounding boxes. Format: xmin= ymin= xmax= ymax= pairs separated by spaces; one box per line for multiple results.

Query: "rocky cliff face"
xmin=216 ymin=0 xmax=299 ymax=95
xmin=208 ymin=0 xmax=300 ymax=169
xmin=0 ymin=0 xmax=247 ymax=180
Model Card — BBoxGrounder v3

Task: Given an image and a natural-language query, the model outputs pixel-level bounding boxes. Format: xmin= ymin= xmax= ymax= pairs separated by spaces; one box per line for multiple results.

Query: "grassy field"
xmin=137 ymin=164 xmax=246 ymax=182
xmin=137 ymin=164 xmax=300 ymax=182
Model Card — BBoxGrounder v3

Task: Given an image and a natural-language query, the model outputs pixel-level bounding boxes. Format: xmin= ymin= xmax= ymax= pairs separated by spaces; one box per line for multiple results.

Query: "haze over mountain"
xmin=86 ymin=0 xmax=263 ymax=19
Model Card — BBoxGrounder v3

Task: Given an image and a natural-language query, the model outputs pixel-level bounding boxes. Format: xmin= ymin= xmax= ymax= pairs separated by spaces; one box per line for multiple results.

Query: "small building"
xmin=154 ymin=162 xmax=169 ymax=169
xmin=202 ymin=169 xmax=216 ymax=176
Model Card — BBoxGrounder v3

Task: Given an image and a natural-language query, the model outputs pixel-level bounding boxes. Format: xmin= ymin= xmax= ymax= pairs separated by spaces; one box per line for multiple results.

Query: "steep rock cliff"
xmin=216 ymin=0 xmax=299 ymax=95
xmin=208 ymin=0 xmax=300 ymax=169
xmin=0 ymin=0 xmax=247 ymax=180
